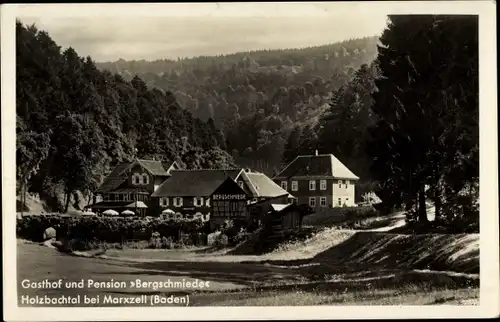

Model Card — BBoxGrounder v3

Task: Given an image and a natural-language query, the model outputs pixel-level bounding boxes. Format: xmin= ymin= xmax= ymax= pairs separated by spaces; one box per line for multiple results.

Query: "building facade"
xmin=210 ymin=177 xmax=251 ymax=229
xmin=273 ymin=152 xmax=359 ymax=210
xmin=151 ymin=168 xmax=294 ymax=225
xmin=89 ymin=158 xmax=179 ymax=217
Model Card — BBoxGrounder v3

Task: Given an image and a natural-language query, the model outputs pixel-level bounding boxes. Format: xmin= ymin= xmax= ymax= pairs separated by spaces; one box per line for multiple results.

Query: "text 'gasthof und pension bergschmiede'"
xmin=21 ymin=278 xmax=211 ymax=290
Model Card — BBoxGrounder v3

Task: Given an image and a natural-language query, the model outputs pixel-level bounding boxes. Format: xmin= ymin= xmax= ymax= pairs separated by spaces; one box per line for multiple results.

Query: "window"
xmin=160 ymin=197 xmax=169 ymax=207
xmin=142 ymin=173 xmax=149 ymax=185
xmin=338 ymin=198 xmax=342 ymax=206
xmin=132 ymin=173 xmax=141 ymax=185
xmin=320 ymin=180 xmax=327 ymax=190
xmin=205 ymin=199 xmax=210 ymax=207
xmin=291 ymin=181 xmax=298 ymax=191
xmin=123 ymin=193 xmax=129 ymax=201
xmin=116 ymin=193 xmax=123 ymax=201
xmin=230 ymin=202 xmax=239 ymax=212
xmin=309 ymin=197 xmax=316 ymax=207
xmin=320 ymin=197 xmax=327 ymax=207
xmin=345 ymin=180 xmax=349 ymax=188
xmin=338 ymin=180 xmax=342 ymax=188
xmin=194 ymin=197 xmax=204 ymax=207
xmin=173 ymin=197 xmax=183 ymax=207
xmin=129 ymin=193 xmax=134 ymax=201
xmin=238 ymin=181 xmax=244 ymax=189
xmin=281 ymin=181 xmax=288 ymax=190
xmin=309 ymin=180 xmax=316 ymax=191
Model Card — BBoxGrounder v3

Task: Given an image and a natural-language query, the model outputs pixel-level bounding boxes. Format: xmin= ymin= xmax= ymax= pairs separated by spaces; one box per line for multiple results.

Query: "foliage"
xmin=281 ymin=62 xmax=382 ymax=196
xmin=96 ymin=37 xmax=380 ymax=174
xmin=16 ymin=21 xmax=234 ymax=211
xmin=367 ymin=15 xmax=479 ymax=228
xmin=16 ymin=214 xmax=207 ymax=243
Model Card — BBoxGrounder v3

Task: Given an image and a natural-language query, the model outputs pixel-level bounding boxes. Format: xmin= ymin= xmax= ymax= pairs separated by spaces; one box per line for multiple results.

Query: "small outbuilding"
xmin=262 ymin=203 xmax=314 ymax=236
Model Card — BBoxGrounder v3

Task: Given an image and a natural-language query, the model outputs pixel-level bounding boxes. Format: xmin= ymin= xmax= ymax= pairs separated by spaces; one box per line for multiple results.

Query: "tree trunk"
xmin=64 ymin=189 xmax=71 ymax=213
xmin=434 ymin=184 xmax=442 ymax=220
xmin=21 ymin=180 xmax=26 ymax=216
xmin=418 ymin=185 xmax=428 ymax=223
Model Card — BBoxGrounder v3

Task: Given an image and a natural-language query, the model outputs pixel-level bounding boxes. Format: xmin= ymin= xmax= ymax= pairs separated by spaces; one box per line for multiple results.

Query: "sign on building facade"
xmin=210 ymin=178 xmax=249 ymax=220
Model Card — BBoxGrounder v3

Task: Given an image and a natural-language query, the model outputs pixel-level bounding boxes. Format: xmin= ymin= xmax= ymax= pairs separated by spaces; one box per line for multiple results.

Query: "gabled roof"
xmin=134 ymin=159 xmax=176 ymax=176
xmin=151 ymin=169 xmax=243 ymax=197
xmin=211 ymin=177 xmax=249 ymax=197
xmin=241 ymin=171 xmax=295 ymax=198
xmin=274 ymin=154 xmax=359 ymax=180
xmin=95 ymin=162 xmax=131 ymax=193
xmin=95 ymin=159 xmax=178 ymax=194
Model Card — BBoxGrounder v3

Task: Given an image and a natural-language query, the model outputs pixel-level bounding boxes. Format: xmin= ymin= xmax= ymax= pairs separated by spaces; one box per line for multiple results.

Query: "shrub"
xmin=233 ymin=227 xmax=250 ymax=245
xmin=16 ymin=214 xmax=207 ymax=244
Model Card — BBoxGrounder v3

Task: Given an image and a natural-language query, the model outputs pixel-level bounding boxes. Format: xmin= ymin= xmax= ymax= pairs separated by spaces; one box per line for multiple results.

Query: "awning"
xmin=270 ymin=204 xmax=292 ymax=212
xmin=124 ymin=201 xmax=148 ymax=209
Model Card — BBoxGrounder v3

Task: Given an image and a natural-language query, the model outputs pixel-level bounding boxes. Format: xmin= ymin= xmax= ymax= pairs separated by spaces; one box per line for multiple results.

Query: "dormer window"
xmin=132 ymin=172 xmax=149 ymax=185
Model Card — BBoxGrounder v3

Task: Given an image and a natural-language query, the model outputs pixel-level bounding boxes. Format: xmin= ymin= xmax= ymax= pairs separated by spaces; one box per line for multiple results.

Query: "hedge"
xmin=16 ymin=214 xmax=209 ymax=243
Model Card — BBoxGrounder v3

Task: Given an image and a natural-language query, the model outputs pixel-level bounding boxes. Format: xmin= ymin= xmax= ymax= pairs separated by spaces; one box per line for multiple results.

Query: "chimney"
xmin=315 ymin=150 xmax=319 ymax=156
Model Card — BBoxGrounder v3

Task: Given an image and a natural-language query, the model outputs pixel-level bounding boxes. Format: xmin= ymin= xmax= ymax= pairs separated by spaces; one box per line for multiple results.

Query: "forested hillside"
xmin=96 ymin=37 xmax=380 ymax=174
xmin=16 ymin=21 xmax=234 ymax=212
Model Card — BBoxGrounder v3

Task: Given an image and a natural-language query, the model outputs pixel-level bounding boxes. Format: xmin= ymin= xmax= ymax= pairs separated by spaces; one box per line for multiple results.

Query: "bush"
xmin=302 ymin=205 xmax=380 ymax=227
xmin=233 ymin=227 xmax=250 ymax=245
xmin=17 ymin=214 xmax=207 ymax=244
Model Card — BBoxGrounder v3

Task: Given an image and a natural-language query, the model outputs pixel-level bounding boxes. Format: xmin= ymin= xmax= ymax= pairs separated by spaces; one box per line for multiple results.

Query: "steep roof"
xmin=95 ymin=159 xmax=177 ymax=194
xmin=274 ymin=154 xmax=359 ymax=180
xmin=211 ymin=177 xmax=249 ymax=197
xmin=95 ymin=162 xmax=131 ymax=193
xmin=135 ymin=159 xmax=174 ymax=176
xmin=151 ymin=169 xmax=243 ymax=197
xmin=241 ymin=171 xmax=295 ymax=198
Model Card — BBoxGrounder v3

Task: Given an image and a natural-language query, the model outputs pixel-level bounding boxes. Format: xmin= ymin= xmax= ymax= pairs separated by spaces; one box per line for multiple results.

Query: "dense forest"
xmin=96 ymin=37 xmax=380 ymax=174
xmin=17 ymin=14 xmax=479 ymax=232
xmin=16 ymin=21 xmax=234 ymax=212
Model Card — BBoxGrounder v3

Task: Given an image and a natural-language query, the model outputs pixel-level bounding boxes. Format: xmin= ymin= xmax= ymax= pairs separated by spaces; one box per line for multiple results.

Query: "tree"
xmin=368 ymin=15 xmax=478 ymax=225
xmin=51 ymin=114 xmax=105 ymax=212
xmin=282 ymin=126 xmax=302 ymax=164
xmin=16 ymin=123 xmax=51 ymax=213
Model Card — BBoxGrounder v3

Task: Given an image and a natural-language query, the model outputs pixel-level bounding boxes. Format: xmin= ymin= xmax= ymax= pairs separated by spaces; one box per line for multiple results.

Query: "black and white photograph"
xmin=2 ymin=1 xmax=499 ymax=321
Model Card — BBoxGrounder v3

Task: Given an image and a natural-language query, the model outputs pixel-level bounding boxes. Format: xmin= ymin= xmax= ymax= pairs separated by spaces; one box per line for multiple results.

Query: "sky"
xmin=15 ymin=3 xmax=390 ymax=62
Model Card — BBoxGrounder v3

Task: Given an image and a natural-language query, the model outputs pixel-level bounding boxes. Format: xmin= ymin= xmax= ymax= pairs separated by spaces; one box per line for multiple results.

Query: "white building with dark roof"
xmin=273 ymin=151 xmax=359 ymax=208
